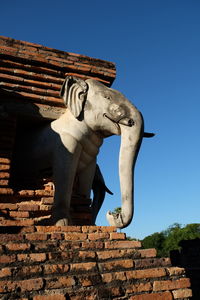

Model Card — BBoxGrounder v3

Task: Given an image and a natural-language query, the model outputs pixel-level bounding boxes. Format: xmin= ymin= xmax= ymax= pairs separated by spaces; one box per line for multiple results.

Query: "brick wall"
xmin=0 ymin=36 xmax=116 ymax=225
xmin=0 ymin=226 xmax=192 ymax=299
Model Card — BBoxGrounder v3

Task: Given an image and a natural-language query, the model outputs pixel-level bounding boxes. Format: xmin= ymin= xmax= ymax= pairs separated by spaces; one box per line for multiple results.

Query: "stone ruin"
xmin=0 ymin=36 xmax=193 ymax=299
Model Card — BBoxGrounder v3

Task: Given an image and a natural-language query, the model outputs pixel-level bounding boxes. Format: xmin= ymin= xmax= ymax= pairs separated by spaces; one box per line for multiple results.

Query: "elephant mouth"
xmin=103 ymin=113 xmax=134 ymax=132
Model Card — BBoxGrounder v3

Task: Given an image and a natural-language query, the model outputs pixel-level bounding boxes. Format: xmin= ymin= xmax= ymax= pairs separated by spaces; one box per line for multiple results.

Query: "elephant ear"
xmin=60 ymin=76 xmax=88 ymax=118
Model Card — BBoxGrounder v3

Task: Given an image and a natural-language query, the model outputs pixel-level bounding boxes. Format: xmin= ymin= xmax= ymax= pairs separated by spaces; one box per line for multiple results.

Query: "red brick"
xmin=36 ymin=226 xmax=60 ymax=232
xmin=18 ymin=190 xmax=35 ymax=197
xmin=14 ymin=265 xmax=42 ymax=277
xmin=172 ymin=288 xmax=192 ymax=298
xmin=0 ymin=173 xmax=11 ymax=181
xmin=0 ymin=233 xmax=24 ymax=242
xmin=0 ymin=203 xmax=17 ymax=210
xmin=71 ymin=262 xmax=97 ymax=272
xmin=0 ymin=158 xmax=11 ymax=164
xmin=44 ymin=264 xmax=70 ymax=274
xmin=50 ymin=233 xmax=63 ymax=240
xmin=88 ymin=232 xmax=109 ymax=240
xmin=0 ymin=164 xmax=10 ymax=171
xmin=105 ymin=240 xmax=141 ymax=249
xmin=126 ymin=268 xmax=166 ymax=280
xmin=59 ymin=226 xmax=82 ymax=232
xmin=33 ymin=295 xmax=66 ymax=300
xmin=9 ymin=211 xmax=30 ymax=218
xmin=135 ymin=257 xmax=171 ymax=269
xmin=99 ymin=259 xmax=134 ymax=272
xmin=0 ymin=254 xmax=16 ymax=264
xmin=6 ymin=243 xmax=31 ymax=251
xmin=64 ymin=233 xmax=87 ymax=241
xmin=81 ymin=241 xmax=104 ymax=249
xmin=101 ymin=271 xmax=126 ymax=283
xmin=78 ymin=251 xmax=96 ymax=260
xmin=110 ymin=232 xmax=126 ymax=240
xmin=130 ymin=291 xmax=173 ymax=300
xmin=167 ymin=267 xmax=186 ymax=276
xmin=0 ymin=179 xmax=9 ymax=186
xmin=0 ymin=278 xmax=43 ymax=292
xmin=25 ymin=233 xmax=48 ymax=241
xmin=0 ymin=267 xmax=11 ymax=278
xmin=17 ymin=253 xmax=46 ymax=263
xmin=18 ymin=203 xmax=40 ymax=211
xmin=0 ymin=219 xmax=34 ymax=226
xmin=153 ymin=278 xmax=191 ymax=291
xmin=45 ymin=276 xmax=75 ymax=289
xmin=139 ymin=248 xmax=157 ymax=258
xmin=126 ymin=282 xmax=152 ymax=294
xmin=82 ymin=226 xmax=116 ymax=233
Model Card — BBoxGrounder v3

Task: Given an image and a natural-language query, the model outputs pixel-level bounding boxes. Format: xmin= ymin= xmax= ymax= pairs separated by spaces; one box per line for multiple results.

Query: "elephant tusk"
xmin=143 ymin=132 xmax=155 ymax=138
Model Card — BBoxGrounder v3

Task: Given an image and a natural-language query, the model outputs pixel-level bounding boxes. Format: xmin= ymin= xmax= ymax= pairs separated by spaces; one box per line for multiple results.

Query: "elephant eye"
xmin=104 ymin=94 xmax=111 ymax=100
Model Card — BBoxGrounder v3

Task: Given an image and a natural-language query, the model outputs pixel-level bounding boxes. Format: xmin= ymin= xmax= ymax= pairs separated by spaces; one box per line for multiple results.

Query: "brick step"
xmin=0 ymin=226 xmax=192 ymax=299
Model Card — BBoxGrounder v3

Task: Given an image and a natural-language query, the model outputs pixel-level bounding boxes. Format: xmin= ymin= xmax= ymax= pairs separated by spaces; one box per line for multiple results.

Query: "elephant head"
xmin=60 ymin=76 xmax=152 ymax=229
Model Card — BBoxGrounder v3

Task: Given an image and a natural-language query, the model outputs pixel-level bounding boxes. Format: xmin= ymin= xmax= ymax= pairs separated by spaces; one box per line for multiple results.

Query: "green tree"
xmin=141 ymin=223 xmax=200 ymax=257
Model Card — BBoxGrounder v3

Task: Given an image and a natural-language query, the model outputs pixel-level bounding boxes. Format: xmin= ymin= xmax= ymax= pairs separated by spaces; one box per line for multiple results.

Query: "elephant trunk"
xmin=106 ymin=110 xmax=143 ymax=229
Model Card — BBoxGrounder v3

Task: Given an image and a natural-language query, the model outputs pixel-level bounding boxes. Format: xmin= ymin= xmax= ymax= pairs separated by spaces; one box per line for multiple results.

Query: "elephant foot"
xmin=55 ymin=218 xmax=71 ymax=226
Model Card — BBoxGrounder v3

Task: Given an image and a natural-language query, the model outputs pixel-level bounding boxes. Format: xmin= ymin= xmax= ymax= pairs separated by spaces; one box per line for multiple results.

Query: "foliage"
xmin=141 ymin=223 xmax=200 ymax=257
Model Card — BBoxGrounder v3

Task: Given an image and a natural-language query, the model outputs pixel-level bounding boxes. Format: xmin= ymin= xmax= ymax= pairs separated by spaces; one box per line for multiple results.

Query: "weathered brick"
xmin=17 ymin=253 xmax=46 ymax=262
xmin=0 ymin=219 xmax=34 ymax=226
xmin=18 ymin=203 xmax=40 ymax=211
xmin=0 ymin=179 xmax=9 ymax=186
xmin=105 ymin=240 xmax=141 ymax=249
xmin=134 ymin=257 xmax=171 ymax=269
xmin=0 ymin=254 xmax=16 ymax=264
xmin=25 ymin=233 xmax=48 ymax=241
xmin=14 ymin=265 xmax=42 ymax=277
xmin=126 ymin=282 xmax=152 ymax=294
xmin=99 ymin=259 xmax=134 ymax=272
xmin=139 ymin=248 xmax=157 ymax=258
xmin=82 ymin=226 xmax=116 ymax=233
xmin=0 ymin=278 xmax=43 ymax=292
xmin=0 ymin=158 xmax=11 ymax=164
xmin=81 ymin=241 xmax=104 ymax=249
xmin=0 ymin=233 xmax=24 ymax=242
xmin=18 ymin=190 xmax=35 ymax=197
xmin=0 ymin=164 xmax=10 ymax=171
xmin=71 ymin=262 xmax=97 ymax=272
xmin=6 ymin=242 xmax=31 ymax=251
xmin=78 ymin=251 xmax=96 ymax=260
xmin=167 ymin=267 xmax=186 ymax=276
xmin=45 ymin=276 xmax=75 ymax=289
xmin=0 ymin=172 xmax=10 ymax=179
xmin=33 ymin=295 xmax=66 ymax=300
xmin=36 ymin=226 xmax=60 ymax=232
xmin=79 ymin=275 xmax=101 ymax=287
xmin=0 ymin=267 xmax=11 ymax=278
xmin=9 ymin=211 xmax=29 ymax=218
xmin=101 ymin=271 xmax=126 ymax=283
xmin=64 ymin=233 xmax=87 ymax=241
xmin=153 ymin=278 xmax=191 ymax=291
xmin=43 ymin=264 xmax=70 ymax=274
xmin=126 ymin=268 xmax=166 ymax=280
xmin=0 ymin=203 xmax=17 ymax=210
xmin=110 ymin=232 xmax=126 ymax=240
xmin=88 ymin=232 xmax=109 ymax=240
xmin=172 ymin=288 xmax=192 ymax=298
xmin=129 ymin=291 xmax=173 ymax=300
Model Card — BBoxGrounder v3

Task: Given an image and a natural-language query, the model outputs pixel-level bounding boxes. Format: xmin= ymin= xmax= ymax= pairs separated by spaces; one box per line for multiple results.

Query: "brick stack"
xmin=0 ymin=226 xmax=192 ymax=299
xmin=0 ymin=37 xmax=193 ymax=299
xmin=0 ymin=36 xmax=116 ymax=225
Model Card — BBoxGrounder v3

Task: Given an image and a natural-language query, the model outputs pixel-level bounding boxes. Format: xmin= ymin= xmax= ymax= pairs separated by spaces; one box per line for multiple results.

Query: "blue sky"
xmin=1 ymin=0 xmax=200 ymax=239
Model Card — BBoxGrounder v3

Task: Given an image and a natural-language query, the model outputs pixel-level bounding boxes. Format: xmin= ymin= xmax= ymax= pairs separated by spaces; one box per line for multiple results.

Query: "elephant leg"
xmin=52 ymin=141 xmax=82 ymax=226
xmin=77 ymin=160 xmax=96 ymax=198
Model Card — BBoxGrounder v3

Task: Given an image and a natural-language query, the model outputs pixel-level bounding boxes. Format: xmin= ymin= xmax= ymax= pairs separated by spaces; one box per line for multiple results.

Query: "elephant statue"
xmin=13 ymin=76 xmax=153 ymax=228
